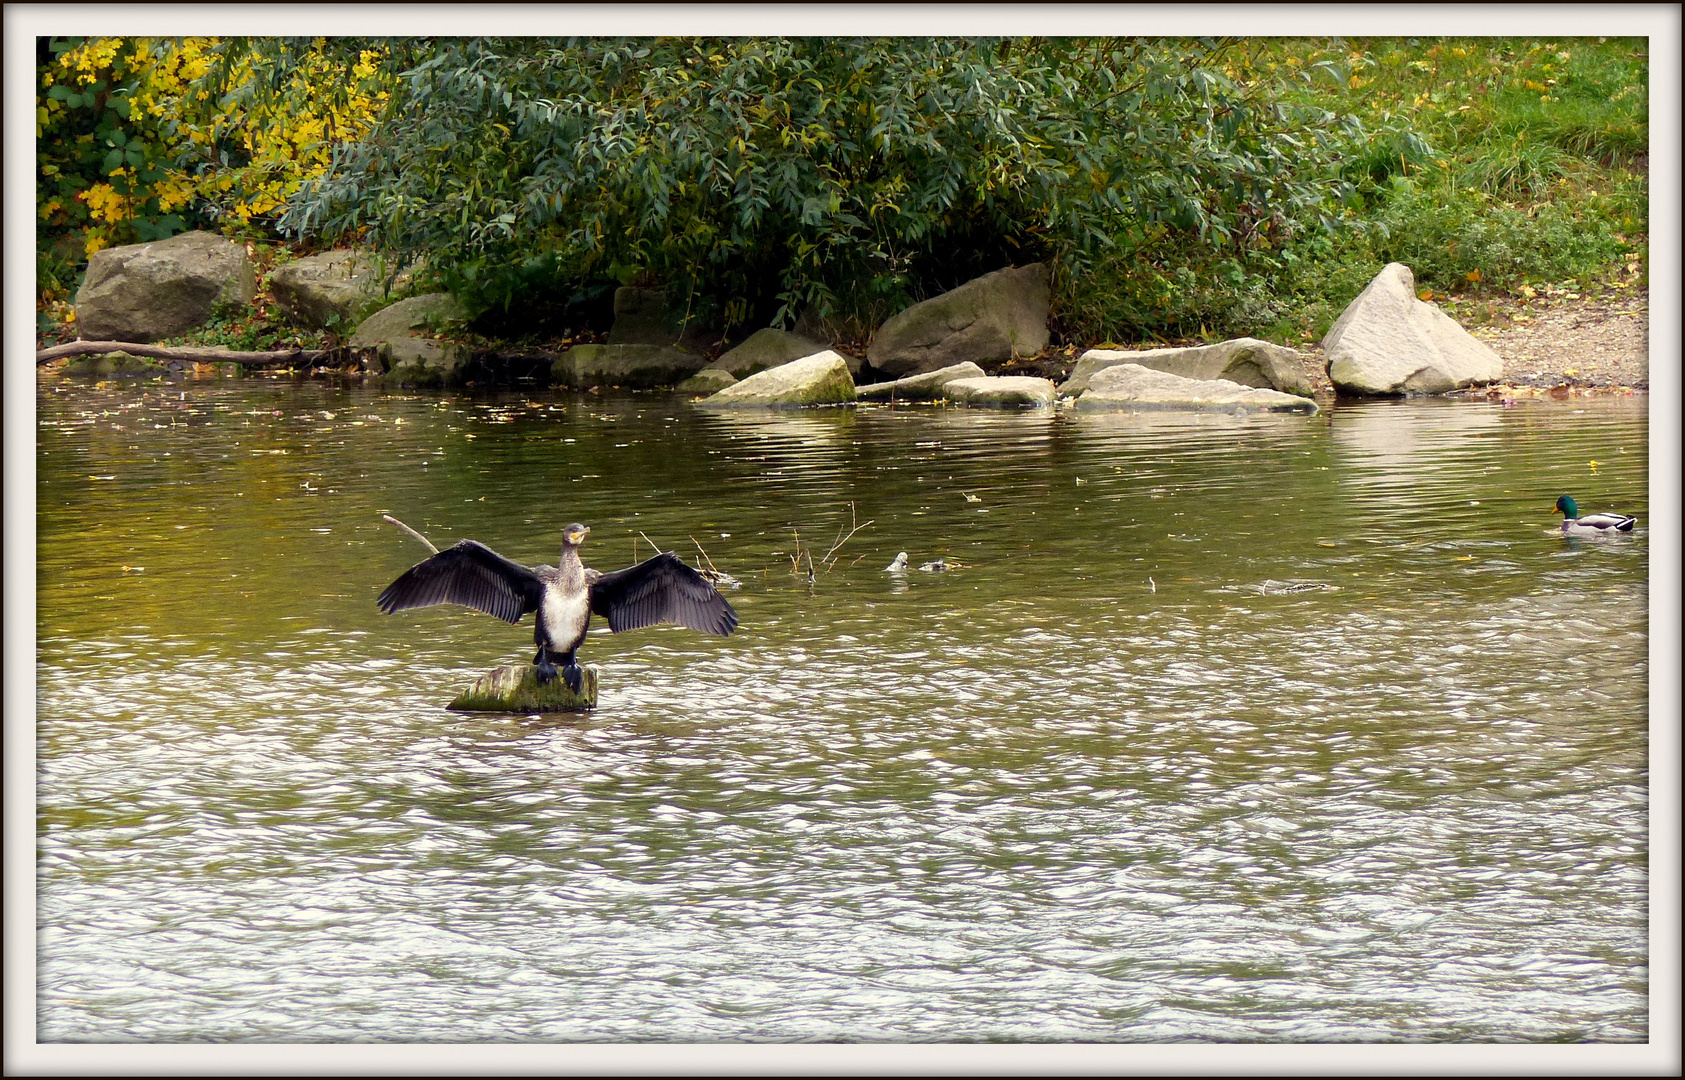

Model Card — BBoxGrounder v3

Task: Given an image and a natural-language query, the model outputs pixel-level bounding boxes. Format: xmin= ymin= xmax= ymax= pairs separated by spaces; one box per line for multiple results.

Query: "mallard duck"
xmin=1553 ymin=495 xmax=1636 ymax=535
xmin=378 ymin=523 xmax=737 ymax=692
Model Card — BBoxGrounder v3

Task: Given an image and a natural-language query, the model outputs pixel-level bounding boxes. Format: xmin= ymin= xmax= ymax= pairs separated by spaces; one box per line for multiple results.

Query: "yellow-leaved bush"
xmin=38 ymin=36 xmax=391 ymax=263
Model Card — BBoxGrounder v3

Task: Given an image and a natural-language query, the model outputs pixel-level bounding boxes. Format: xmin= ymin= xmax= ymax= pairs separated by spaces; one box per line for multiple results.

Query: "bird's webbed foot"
xmin=562 ymin=663 xmax=583 ymax=695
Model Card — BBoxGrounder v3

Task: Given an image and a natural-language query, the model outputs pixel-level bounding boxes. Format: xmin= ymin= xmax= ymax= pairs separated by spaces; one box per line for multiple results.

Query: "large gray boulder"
xmin=1073 ymin=363 xmax=1318 ymax=413
xmin=269 ymin=249 xmax=405 ymax=328
xmin=856 ymin=361 xmax=987 ymax=401
xmin=867 ymin=263 xmax=1051 ymax=377
xmin=1059 ymin=337 xmax=1313 ymax=398
xmin=552 ymin=344 xmax=707 ymax=389
xmin=74 ymin=230 xmax=254 ymax=342
xmin=350 ymin=293 xmax=467 ymax=382
xmin=694 ymin=351 xmax=856 ymax=409
xmin=710 ymin=327 xmax=830 ymax=378
xmin=1323 ymin=263 xmax=1503 ymax=395
xmin=943 ymin=376 xmax=1058 ymax=408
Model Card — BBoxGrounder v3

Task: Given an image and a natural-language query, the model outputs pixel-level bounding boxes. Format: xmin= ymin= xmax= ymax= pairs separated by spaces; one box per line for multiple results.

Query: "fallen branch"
xmin=36 ymin=339 xmax=330 ymax=367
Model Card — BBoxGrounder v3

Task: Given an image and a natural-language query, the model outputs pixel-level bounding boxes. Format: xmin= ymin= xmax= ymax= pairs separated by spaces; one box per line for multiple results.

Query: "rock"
xmin=350 ymin=293 xmax=468 ymax=384
xmin=350 ymin=293 xmax=465 ymax=345
xmin=1059 ymin=337 xmax=1313 ymax=397
xmin=74 ymin=230 xmax=255 ymax=342
xmin=941 ymin=375 xmax=1058 ymax=408
xmin=1323 ymin=263 xmax=1504 ymax=395
xmin=1073 ymin=363 xmax=1319 ymax=413
xmin=694 ymin=350 xmax=856 ymax=409
xmin=269 ymin=249 xmax=406 ymax=328
xmin=448 ymin=664 xmax=598 ymax=712
xmin=867 ymin=263 xmax=1051 ymax=377
xmin=711 ymin=327 xmax=830 ymax=378
xmin=856 ymin=361 xmax=987 ymax=401
xmin=676 ymin=368 xmax=739 ymax=394
xmin=61 ymin=351 xmax=166 ymax=377
xmin=383 ymin=338 xmax=466 ymax=387
xmin=552 ymin=344 xmax=707 ymax=389
xmin=607 ymin=286 xmax=712 ymax=348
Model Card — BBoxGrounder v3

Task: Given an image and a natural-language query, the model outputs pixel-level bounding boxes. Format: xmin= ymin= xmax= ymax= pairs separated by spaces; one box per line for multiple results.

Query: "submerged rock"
xmin=553 ymin=344 xmax=707 ymax=389
xmin=1059 ymin=337 xmax=1312 ymax=397
xmin=856 ymin=361 xmax=987 ymax=401
xmin=694 ymin=350 xmax=856 ymax=408
xmin=942 ymin=375 xmax=1058 ymax=408
xmin=1324 ymin=263 xmax=1504 ymax=396
xmin=74 ymin=230 xmax=255 ymax=342
xmin=867 ymin=264 xmax=1051 ymax=376
xmin=448 ymin=664 xmax=598 ymax=712
xmin=1073 ymin=364 xmax=1319 ymax=413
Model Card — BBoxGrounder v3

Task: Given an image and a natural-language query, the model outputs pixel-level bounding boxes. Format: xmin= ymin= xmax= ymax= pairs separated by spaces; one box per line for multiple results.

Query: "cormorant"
xmin=377 ymin=523 xmax=738 ymax=692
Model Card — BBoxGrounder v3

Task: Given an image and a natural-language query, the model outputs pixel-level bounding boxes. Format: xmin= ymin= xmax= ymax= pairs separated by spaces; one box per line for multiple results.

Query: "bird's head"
xmin=562 ymin=523 xmax=591 ymax=548
xmin=1554 ymin=495 xmax=1577 ymax=518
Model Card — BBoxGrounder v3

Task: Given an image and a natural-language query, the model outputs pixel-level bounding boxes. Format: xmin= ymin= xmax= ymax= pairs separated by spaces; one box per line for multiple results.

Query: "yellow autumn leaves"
xmin=40 ymin=37 xmax=391 ymax=255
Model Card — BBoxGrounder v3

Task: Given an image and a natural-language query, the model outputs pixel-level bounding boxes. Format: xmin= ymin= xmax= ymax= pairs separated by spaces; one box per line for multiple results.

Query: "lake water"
xmin=33 ymin=376 xmax=1650 ymax=1042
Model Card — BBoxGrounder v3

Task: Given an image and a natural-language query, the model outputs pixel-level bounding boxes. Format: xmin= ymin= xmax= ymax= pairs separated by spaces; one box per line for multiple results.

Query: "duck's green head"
xmin=1554 ymin=495 xmax=1578 ymax=518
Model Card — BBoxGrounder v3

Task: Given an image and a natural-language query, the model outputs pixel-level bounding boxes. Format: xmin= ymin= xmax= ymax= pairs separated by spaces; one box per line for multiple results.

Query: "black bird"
xmin=377 ymin=523 xmax=737 ymax=692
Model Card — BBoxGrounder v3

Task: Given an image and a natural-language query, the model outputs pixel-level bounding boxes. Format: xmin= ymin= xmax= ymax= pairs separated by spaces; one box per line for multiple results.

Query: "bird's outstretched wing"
xmin=589 ymin=552 xmax=739 ymax=636
xmin=377 ymin=540 xmax=544 ymax=624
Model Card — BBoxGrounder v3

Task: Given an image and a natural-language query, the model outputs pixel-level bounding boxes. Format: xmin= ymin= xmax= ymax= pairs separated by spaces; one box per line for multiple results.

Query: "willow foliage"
xmin=276 ymin=38 xmax=1363 ymax=334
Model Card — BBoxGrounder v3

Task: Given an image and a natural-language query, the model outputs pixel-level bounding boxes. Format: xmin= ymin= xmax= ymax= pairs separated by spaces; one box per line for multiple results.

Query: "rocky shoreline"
xmin=42 ymin=231 xmax=1648 ymax=405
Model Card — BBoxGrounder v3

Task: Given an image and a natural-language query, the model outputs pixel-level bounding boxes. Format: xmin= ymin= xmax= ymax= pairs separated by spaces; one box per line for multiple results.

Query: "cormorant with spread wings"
xmin=377 ymin=523 xmax=737 ymax=692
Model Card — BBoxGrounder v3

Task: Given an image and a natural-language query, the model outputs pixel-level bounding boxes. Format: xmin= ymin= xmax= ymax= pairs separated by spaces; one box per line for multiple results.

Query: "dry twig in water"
xmin=821 ymin=502 xmax=874 ymax=568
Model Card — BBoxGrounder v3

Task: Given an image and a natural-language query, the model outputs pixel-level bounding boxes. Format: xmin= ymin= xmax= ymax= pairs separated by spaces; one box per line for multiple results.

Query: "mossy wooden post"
xmin=447 ymin=664 xmax=599 ymax=712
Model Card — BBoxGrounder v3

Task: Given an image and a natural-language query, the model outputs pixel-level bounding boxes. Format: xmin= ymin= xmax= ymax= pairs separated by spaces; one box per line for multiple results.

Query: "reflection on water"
xmin=36 ymin=379 xmax=1648 ymax=1042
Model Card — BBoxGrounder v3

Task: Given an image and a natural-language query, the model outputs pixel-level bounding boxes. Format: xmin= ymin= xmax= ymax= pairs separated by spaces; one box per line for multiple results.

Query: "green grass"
xmin=1062 ymin=37 xmax=1648 ymax=346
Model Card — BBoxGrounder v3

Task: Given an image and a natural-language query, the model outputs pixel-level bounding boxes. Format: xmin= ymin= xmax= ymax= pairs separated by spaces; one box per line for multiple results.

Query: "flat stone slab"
xmin=857 ymin=361 xmax=987 ymax=401
xmin=1059 ymin=337 xmax=1312 ymax=397
xmin=695 ymin=350 xmax=856 ymax=408
xmin=448 ymin=664 xmax=598 ymax=712
xmin=1073 ymin=364 xmax=1319 ymax=413
xmin=1323 ymin=262 xmax=1504 ymax=396
xmin=942 ymin=375 xmax=1057 ymax=407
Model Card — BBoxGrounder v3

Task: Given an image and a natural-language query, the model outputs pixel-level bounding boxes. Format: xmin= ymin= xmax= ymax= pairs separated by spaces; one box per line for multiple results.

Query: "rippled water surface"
xmin=35 ymin=378 xmax=1649 ymax=1042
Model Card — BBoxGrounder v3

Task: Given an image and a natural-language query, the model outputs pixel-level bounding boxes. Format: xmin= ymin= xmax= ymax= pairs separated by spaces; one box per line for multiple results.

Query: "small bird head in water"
xmin=884 ymin=552 xmax=909 ymax=572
